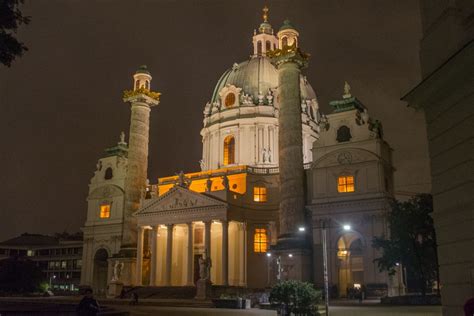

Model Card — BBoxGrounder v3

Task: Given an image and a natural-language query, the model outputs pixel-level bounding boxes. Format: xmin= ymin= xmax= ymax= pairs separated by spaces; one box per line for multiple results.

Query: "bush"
xmin=270 ymin=280 xmax=322 ymax=315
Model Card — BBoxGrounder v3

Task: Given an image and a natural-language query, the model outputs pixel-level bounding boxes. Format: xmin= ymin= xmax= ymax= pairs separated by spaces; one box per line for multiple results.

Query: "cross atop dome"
xmin=253 ymin=6 xmax=278 ymax=56
xmin=262 ymin=5 xmax=269 ymax=22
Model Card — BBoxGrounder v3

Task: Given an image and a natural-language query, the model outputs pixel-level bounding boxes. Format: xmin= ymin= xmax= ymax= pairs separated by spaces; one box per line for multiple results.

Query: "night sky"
xmin=0 ymin=0 xmax=431 ymax=241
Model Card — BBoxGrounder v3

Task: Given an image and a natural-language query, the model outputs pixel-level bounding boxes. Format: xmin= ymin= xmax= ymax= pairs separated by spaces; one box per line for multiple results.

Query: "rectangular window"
xmin=194 ymin=227 xmax=204 ymax=244
xmin=253 ymin=187 xmax=267 ymax=202
xmin=100 ymin=204 xmax=111 ymax=218
xmin=254 ymin=228 xmax=268 ymax=253
xmin=338 ymin=176 xmax=355 ymax=193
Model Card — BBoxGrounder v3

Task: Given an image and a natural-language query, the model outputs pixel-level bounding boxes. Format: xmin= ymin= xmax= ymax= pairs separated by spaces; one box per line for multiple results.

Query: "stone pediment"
xmin=88 ymin=185 xmax=124 ymax=200
xmin=135 ymin=185 xmax=227 ymax=217
xmin=313 ymin=148 xmax=380 ymax=168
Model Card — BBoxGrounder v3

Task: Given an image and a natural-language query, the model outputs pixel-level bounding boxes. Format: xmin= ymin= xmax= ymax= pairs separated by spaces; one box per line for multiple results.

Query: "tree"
xmin=0 ymin=257 xmax=44 ymax=293
xmin=372 ymin=194 xmax=440 ymax=296
xmin=0 ymin=0 xmax=31 ymax=67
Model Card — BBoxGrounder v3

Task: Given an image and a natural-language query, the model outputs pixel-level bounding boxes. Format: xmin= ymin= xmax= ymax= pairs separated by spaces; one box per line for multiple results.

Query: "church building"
xmin=80 ymin=7 xmax=398 ymax=298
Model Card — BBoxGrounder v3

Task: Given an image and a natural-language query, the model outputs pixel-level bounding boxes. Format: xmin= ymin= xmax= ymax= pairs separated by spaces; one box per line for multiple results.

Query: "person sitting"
xmin=76 ymin=288 xmax=100 ymax=316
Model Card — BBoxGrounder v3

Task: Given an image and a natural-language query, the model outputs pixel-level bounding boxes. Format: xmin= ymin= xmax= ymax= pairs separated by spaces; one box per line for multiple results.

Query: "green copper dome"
xmin=210 ymin=55 xmax=316 ymax=105
xmin=279 ymin=19 xmax=296 ymax=32
xmin=135 ymin=65 xmax=150 ymax=75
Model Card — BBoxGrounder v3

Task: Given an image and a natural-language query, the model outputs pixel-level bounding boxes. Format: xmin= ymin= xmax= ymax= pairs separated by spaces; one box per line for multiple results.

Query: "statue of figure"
xmin=343 ymin=81 xmax=352 ymax=98
xmin=262 ymin=148 xmax=268 ymax=163
xmin=222 ymin=175 xmax=229 ymax=190
xmin=258 ymin=92 xmax=264 ymax=105
xmin=268 ymin=148 xmax=272 ymax=163
xmin=176 ymin=171 xmax=189 ymax=188
xmin=112 ymin=261 xmax=124 ymax=282
xmin=199 ymin=159 xmax=205 ymax=171
xmin=198 ymin=249 xmax=212 ymax=280
xmin=119 ymin=131 xmax=125 ymax=144
xmin=206 ymin=177 xmax=212 ymax=192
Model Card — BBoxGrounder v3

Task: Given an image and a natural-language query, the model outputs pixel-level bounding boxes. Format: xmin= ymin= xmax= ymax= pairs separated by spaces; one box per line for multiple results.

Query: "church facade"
xmin=80 ymin=8 xmax=398 ymax=297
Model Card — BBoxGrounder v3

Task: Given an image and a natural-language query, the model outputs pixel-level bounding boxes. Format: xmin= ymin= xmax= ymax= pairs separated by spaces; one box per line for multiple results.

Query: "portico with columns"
xmin=133 ymin=185 xmax=247 ymax=287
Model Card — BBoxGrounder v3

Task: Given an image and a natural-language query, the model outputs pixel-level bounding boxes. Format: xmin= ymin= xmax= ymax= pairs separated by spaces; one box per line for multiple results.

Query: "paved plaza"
xmin=110 ymin=304 xmax=441 ymax=316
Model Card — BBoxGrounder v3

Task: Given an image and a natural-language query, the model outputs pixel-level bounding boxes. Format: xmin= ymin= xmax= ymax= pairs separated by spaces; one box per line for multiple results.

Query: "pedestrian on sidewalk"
xmin=130 ymin=292 xmax=139 ymax=305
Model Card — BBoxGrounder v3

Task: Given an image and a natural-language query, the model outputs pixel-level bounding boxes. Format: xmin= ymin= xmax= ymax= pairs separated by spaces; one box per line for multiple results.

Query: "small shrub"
xmin=270 ymin=280 xmax=322 ymax=315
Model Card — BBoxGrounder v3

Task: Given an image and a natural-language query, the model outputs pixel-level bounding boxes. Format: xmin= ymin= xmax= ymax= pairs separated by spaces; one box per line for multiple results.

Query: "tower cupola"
xmin=252 ymin=6 xmax=278 ymax=56
xmin=133 ymin=65 xmax=152 ymax=91
xmin=277 ymin=19 xmax=299 ymax=48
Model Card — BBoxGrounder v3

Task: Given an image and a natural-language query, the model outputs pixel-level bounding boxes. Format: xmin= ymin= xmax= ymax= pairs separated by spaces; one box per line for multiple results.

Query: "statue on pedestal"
xmin=195 ymin=248 xmax=212 ymax=300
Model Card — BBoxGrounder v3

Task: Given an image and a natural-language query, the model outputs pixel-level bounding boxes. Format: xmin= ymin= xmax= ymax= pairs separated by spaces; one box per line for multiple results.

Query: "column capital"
xmin=268 ymin=47 xmax=309 ymax=69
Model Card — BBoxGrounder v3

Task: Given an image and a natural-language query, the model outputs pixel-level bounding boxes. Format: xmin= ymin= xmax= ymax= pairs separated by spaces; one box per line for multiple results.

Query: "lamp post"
xmin=321 ymin=221 xmax=352 ymax=316
xmin=49 ymin=274 xmax=56 ymax=290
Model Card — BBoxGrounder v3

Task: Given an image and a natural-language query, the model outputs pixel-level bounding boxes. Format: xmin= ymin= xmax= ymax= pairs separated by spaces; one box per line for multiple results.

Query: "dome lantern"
xmin=277 ymin=19 xmax=299 ymax=48
xmin=133 ymin=65 xmax=152 ymax=91
xmin=252 ymin=6 xmax=278 ymax=56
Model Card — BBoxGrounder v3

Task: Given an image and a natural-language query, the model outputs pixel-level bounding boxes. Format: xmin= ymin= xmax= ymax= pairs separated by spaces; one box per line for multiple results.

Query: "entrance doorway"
xmin=92 ymin=248 xmax=108 ymax=296
xmin=337 ymin=233 xmax=364 ymax=297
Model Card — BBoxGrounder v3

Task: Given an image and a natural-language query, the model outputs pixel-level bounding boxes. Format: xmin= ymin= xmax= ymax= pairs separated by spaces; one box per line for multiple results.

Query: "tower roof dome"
xmin=210 ymin=55 xmax=316 ymax=105
xmin=279 ymin=19 xmax=297 ymax=32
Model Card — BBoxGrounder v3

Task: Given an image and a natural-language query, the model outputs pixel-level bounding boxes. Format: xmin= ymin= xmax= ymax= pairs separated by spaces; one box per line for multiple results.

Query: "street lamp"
xmin=298 ymin=226 xmax=306 ymax=232
xmin=321 ymin=220 xmax=352 ymax=316
xmin=49 ymin=274 xmax=56 ymax=289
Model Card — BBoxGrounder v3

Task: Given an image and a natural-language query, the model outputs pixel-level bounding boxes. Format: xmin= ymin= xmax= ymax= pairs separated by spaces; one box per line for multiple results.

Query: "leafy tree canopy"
xmin=0 ymin=0 xmax=31 ymax=67
xmin=0 ymin=257 xmax=44 ymax=293
xmin=372 ymin=194 xmax=439 ymax=296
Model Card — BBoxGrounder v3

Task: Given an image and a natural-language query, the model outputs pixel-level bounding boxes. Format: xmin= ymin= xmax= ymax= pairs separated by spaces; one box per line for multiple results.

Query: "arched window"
xmin=257 ymin=41 xmax=262 ymax=55
xmin=145 ymin=80 xmax=149 ymax=90
xmin=336 ymin=125 xmax=352 ymax=142
xmin=253 ymin=228 xmax=268 ymax=253
xmin=104 ymin=167 xmax=113 ymax=180
xmin=265 ymin=40 xmax=271 ymax=51
xmin=281 ymin=37 xmax=288 ymax=47
xmin=253 ymin=186 xmax=267 ymax=202
xmin=338 ymin=175 xmax=355 ymax=193
xmin=135 ymin=80 xmax=140 ymax=90
xmin=223 ymin=135 xmax=235 ymax=165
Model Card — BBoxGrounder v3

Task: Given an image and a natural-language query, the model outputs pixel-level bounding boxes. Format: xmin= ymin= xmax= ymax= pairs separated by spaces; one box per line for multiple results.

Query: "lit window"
xmin=225 ymin=93 xmax=236 ymax=107
xmin=257 ymin=40 xmax=262 ymax=54
xmin=254 ymin=228 xmax=268 ymax=253
xmin=253 ymin=186 xmax=267 ymax=202
xmin=338 ymin=176 xmax=355 ymax=193
xmin=223 ymin=135 xmax=235 ymax=165
xmin=100 ymin=204 xmax=111 ymax=218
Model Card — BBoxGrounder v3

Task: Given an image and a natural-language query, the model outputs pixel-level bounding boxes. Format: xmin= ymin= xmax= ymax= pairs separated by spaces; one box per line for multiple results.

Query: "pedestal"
xmin=195 ymin=279 xmax=212 ymax=300
xmin=271 ymin=234 xmax=312 ymax=282
xmin=107 ymin=281 xmax=124 ymax=298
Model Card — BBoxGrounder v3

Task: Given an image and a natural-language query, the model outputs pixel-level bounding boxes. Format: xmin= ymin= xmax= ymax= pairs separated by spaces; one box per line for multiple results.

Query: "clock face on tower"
xmin=337 ymin=152 xmax=352 ymax=165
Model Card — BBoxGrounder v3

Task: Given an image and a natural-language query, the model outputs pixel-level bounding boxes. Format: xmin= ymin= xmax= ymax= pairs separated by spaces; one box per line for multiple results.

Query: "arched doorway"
xmin=337 ymin=233 xmax=364 ymax=297
xmin=92 ymin=248 xmax=108 ymax=296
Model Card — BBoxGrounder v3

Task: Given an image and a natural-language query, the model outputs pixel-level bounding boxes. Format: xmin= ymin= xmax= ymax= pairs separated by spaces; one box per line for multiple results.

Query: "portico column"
xmin=135 ymin=226 xmax=145 ymax=285
xmin=221 ymin=220 xmax=229 ymax=286
xmin=187 ymin=222 xmax=194 ymax=285
xmin=204 ymin=221 xmax=212 ymax=255
xmin=149 ymin=225 xmax=158 ymax=286
xmin=165 ymin=224 xmax=174 ymax=286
